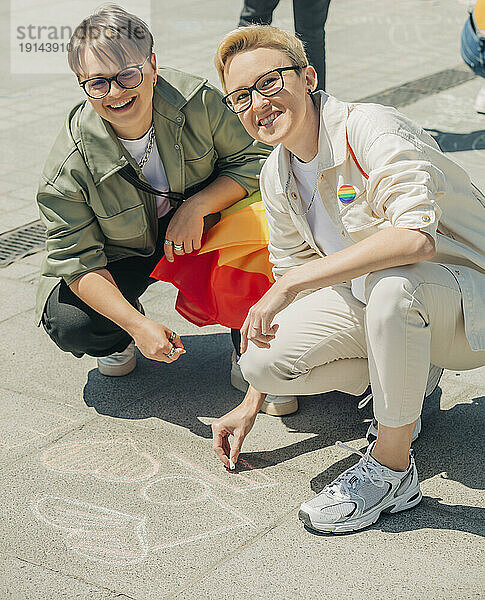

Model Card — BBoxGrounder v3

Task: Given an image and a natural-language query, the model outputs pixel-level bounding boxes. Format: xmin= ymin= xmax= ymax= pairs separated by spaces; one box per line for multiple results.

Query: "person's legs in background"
xmin=239 ymin=0 xmax=280 ymax=27
xmin=460 ymin=11 xmax=485 ymax=113
xmin=293 ymin=0 xmax=331 ymax=91
xmin=239 ymin=0 xmax=331 ymax=91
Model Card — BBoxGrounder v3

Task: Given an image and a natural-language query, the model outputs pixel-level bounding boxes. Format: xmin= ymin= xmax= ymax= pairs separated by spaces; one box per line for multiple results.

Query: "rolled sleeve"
xmin=37 ymin=178 xmax=107 ymax=285
xmin=364 ymin=132 xmax=444 ymax=243
xmin=202 ymin=87 xmax=271 ymax=195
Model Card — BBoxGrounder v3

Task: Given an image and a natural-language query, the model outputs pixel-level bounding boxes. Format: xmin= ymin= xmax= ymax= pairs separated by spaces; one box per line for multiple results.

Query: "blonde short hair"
xmin=215 ymin=25 xmax=308 ymax=88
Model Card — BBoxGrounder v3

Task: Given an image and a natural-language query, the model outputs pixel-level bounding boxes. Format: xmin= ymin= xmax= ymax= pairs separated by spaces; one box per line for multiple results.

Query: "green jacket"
xmin=35 ymin=67 xmax=270 ymax=325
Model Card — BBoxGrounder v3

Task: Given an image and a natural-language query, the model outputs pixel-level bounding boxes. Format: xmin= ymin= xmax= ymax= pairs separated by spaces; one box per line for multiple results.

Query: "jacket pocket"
xmin=184 ymin=148 xmax=217 ymax=191
xmin=97 ymin=203 xmax=148 ymax=243
xmin=339 ymin=192 xmax=385 ymax=232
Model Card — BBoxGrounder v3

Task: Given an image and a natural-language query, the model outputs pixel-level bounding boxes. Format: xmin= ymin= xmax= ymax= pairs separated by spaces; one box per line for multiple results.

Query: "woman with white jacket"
xmin=211 ymin=25 xmax=485 ymax=533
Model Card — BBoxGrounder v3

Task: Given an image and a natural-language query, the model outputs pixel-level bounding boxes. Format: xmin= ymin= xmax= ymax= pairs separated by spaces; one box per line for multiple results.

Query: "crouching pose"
xmin=35 ymin=6 xmax=272 ymax=383
xmin=211 ymin=26 xmax=485 ymax=533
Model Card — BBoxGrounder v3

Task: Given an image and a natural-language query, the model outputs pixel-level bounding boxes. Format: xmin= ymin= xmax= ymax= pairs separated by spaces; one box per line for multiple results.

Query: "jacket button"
xmin=422 ymin=215 xmax=431 ymax=223
xmin=291 ymin=192 xmax=297 ymax=199
xmin=174 ymin=144 xmax=180 ymax=150
xmin=176 ymin=116 xmax=182 ymax=123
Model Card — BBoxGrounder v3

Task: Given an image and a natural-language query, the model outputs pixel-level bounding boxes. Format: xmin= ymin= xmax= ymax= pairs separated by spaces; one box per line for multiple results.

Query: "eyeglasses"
xmin=222 ymin=66 xmax=302 ymax=114
xmin=79 ymin=55 xmax=151 ymax=99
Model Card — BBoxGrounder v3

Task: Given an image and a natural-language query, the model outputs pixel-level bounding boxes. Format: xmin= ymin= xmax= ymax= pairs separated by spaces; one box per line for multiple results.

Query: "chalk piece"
xmin=228 ymin=459 xmax=235 ymax=470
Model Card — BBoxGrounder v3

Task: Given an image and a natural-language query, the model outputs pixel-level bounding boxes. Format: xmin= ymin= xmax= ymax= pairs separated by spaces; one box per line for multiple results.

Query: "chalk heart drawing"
xmin=32 ymin=496 xmax=149 ymax=565
xmin=41 ymin=439 xmax=160 ymax=483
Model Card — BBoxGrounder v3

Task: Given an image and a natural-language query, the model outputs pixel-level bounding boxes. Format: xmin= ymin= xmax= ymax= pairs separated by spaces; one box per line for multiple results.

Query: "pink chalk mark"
xmin=169 ymin=453 xmax=275 ymax=493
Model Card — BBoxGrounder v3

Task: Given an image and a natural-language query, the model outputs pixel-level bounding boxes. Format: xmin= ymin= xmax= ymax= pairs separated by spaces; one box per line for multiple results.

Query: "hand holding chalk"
xmin=211 ymin=402 xmax=259 ymax=469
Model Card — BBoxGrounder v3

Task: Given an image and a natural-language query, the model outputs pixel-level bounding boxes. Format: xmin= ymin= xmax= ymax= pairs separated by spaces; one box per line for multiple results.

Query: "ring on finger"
xmin=165 ymin=345 xmax=176 ymax=358
xmin=173 ymin=243 xmax=184 ymax=251
xmin=164 ymin=239 xmax=174 ymax=246
xmin=168 ymin=331 xmax=177 ymax=343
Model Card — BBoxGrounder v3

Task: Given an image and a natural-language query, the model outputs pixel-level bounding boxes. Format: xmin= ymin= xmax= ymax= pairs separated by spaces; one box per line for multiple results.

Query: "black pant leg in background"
xmin=293 ymin=0 xmax=331 ymax=91
xmin=239 ymin=0 xmax=280 ymax=26
xmin=239 ymin=0 xmax=331 ymax=91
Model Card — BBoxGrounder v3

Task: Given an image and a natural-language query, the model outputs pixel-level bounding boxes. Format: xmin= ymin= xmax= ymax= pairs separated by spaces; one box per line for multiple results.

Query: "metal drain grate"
xmin=356 ymin=66 xmax=476 ymax=108
xmin=0 ymin=220 xmax=46 ymax=267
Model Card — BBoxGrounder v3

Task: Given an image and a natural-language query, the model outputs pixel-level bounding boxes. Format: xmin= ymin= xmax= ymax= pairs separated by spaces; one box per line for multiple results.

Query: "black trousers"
xmin=42 ymin=210 xmax=241 ymax=358
xmin=239 ymin=0 xmax=331 ymax=91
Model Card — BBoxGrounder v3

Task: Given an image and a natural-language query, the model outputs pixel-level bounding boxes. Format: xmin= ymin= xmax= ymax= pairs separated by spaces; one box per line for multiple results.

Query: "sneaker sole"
xmin=97 ymin=355 xmax=136 ymax=377
xmin=261 ymin=397 xmax=298 ymax=416
xmin=299 ymin=487 xmax=422 ymax=534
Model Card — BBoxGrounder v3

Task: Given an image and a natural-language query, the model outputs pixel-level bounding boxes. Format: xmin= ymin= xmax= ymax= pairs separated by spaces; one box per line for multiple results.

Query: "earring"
xmin=307 ymin=89 xmax=312 ymax=95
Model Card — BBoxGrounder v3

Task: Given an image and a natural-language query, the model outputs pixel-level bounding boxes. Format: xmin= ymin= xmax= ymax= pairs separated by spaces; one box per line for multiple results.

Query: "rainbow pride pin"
xmin=337 ymin=184 xmax=357 ymax=204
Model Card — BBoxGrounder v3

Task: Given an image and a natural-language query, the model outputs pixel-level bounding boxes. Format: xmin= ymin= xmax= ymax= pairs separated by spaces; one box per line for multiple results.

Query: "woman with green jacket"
xmin=37 ymin=6 xmax=271 ymax=381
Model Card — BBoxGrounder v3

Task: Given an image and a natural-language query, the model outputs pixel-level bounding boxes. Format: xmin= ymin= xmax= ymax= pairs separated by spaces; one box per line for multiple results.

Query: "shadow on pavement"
xmin=426 ymin=128 xmax=485 ymax=152
xmin=83 ymin=332 xmax=242 ymax=439
xmin=83 ymin=331 xmax=484 ymax=536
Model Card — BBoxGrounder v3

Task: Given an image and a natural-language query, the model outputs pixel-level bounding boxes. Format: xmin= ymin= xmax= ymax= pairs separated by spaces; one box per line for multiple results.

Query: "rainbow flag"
xmin=150 ymin=192 xmax=275 ymax=329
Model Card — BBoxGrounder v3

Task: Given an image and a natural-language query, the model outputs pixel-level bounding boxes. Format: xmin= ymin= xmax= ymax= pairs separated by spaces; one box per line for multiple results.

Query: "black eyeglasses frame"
xmin=79 ymin=55 xmax=151 ymax=99
xmin=222 ymin=65 xmax=303 ymax=114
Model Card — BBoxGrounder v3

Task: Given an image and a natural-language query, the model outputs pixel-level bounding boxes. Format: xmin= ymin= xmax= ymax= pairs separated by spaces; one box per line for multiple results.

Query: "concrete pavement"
xmin=0 ymin=1 xmax=484 ymax=598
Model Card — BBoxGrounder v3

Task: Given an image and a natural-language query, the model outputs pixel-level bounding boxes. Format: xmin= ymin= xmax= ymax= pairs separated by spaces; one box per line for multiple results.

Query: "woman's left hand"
xmin=240 ymin=279 xmax=297 ymax=353
xmin=164 ymin=199 xmax=205 ymax=262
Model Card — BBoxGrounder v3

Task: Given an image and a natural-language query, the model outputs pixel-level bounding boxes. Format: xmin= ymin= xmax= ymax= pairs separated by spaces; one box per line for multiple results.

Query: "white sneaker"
xmin=475 ymin=84 xmax=485 ymax=114
xmin=298 ymin=441 xmax=422 ymax=533
xmin=230 ymin=351 xmax=298 ymax=416
xmin=97 ymin=341 xmax=136 ymax=377
xmin=364 ymin=364 xmax=443 ymax=443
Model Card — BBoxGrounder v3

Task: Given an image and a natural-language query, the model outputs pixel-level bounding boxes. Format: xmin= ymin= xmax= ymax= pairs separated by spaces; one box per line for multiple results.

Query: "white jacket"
xmin=261 ymin=92 xmax=485 ymax=350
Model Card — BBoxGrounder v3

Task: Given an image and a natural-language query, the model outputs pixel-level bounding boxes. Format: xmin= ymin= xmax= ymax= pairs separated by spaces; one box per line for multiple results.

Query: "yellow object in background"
xmin=475 ymin=0 xmax=485 ymax=31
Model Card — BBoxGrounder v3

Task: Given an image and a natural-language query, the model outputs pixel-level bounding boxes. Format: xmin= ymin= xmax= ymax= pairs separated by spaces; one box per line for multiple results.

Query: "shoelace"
xmin=324 ymin=441 xmax=386 ymax=497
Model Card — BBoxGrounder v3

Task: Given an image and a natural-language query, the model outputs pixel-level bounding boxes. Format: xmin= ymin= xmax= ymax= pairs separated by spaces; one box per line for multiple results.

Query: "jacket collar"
xmin=77 ymin=71 xmax=206 ymax=185
xmin=274 ymin=91 xmax=350 ymax=194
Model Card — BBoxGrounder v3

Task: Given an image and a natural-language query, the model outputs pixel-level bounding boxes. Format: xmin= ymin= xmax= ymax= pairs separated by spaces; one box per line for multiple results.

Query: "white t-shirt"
xmin=290 ymin=153 xmax=367 ymax=303
xmin=119 ymin=127 xmax=171 ymax=218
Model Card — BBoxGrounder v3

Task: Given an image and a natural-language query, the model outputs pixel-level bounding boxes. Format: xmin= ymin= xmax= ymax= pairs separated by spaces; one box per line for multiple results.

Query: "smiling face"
xmin=79 ymin=49 xmax=157 ymax=139
xmin=223 ymin=47 xmax=317 ymax=149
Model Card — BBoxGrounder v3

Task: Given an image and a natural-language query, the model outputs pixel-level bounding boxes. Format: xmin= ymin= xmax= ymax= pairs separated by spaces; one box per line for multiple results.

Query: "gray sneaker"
xmin=97 ymin=341 xmax=136 ymax=377
xmin=298 ymin=442 xmax=422 ymax=534
xmin=97 ymin=300 xmax=143 ymax=377
xmin=365 ymin=364 xmax=443 ymax=443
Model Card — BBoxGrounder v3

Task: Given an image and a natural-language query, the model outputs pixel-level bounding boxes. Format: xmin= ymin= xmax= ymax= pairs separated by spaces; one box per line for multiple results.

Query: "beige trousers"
xmin=239 ymin=261 xmax=485 ymax=427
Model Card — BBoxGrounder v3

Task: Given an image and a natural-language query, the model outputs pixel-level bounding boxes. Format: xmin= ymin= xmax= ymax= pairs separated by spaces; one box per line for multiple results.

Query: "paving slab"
xmin=0 ymin=554 xmax=133 ymax=600
xmin=0 ymin=389 xmax=92 ymax=468
xmin=0 ymin=277 xmax=36 ymax=323
xmin=175 ymin=511 xmax=483 ymax=600
xmin=0 ymin=417 xmax=309 ymax=600
xmin=401 ymin=79 xmax=485 ymax=190
xmin=0 ymin=310 xmax=149 ymax=413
